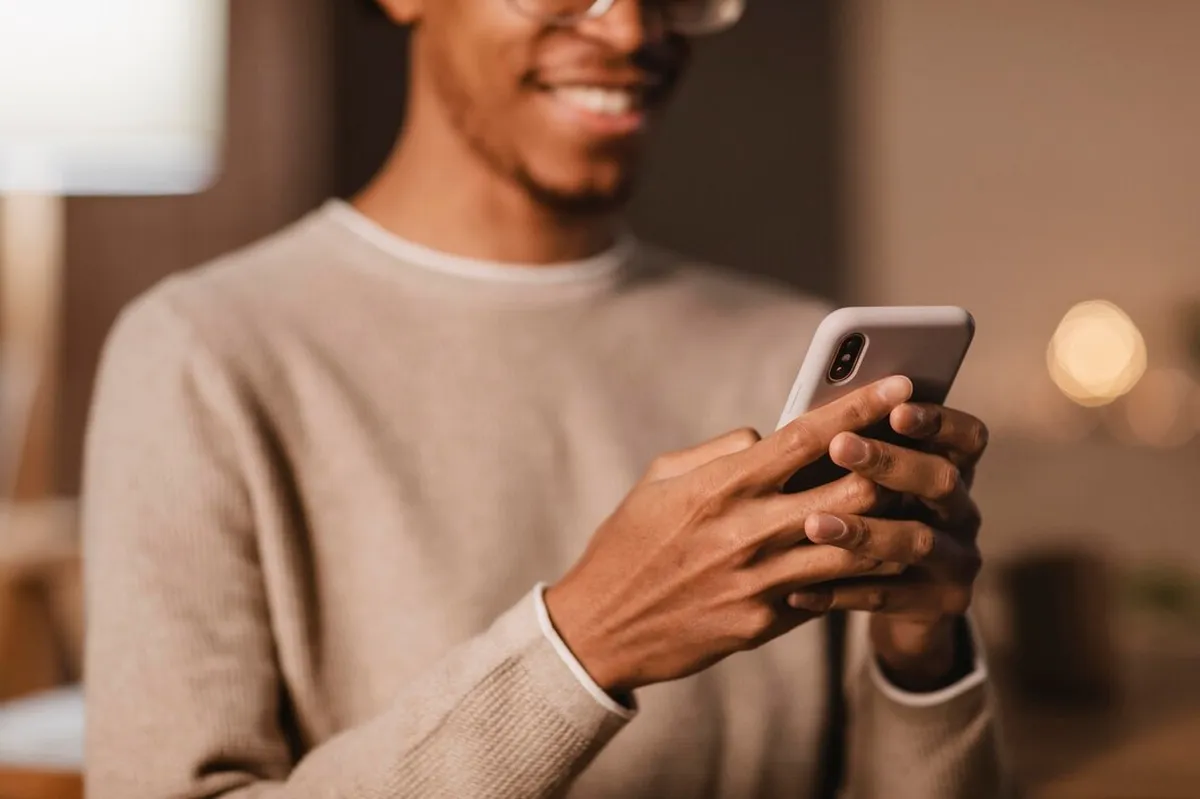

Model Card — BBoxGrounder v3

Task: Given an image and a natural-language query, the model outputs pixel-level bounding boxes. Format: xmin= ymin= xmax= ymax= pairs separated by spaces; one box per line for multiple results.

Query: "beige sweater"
xmin=83 ymin=202 xmax=1004 ymax=798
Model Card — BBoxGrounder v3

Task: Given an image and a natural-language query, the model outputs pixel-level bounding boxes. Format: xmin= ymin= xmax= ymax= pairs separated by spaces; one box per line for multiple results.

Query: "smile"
xmin=549 ymin=85 xmax=643 ymax=116
xmin=536 ymin=82 xmax=659 ymax=138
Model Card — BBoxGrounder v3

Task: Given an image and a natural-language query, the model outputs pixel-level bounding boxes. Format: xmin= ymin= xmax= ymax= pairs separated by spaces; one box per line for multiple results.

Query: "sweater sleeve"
xmin=82 ymin=293 xmax=629 ymax=799
xmin=840 ymin=611 xmax=1012 ymax=799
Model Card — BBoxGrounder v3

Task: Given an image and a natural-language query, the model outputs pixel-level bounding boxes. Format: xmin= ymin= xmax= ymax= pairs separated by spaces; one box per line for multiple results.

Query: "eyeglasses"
xmin=506 ymin=0 xmax=746 ymax=37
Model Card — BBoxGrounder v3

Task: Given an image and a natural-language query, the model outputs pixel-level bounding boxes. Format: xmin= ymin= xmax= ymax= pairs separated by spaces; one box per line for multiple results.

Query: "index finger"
xmin=740 ymin=376 xmax=913 ymax=488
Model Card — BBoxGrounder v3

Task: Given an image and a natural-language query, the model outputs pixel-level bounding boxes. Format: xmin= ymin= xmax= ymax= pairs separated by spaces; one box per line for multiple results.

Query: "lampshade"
xmin=0 ymin=0 xmax=229 ymax=195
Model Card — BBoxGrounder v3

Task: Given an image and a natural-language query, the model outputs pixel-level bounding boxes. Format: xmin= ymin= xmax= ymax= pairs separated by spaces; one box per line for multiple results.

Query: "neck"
xmin=353 ymin=84 xmax=621 ymax=266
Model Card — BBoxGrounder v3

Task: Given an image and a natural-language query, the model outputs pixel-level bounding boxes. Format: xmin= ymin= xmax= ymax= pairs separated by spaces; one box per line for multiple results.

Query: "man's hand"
xmin=790 ymin=403 xmax=990 ymax=692
xmin=544 ymin=376 xmax=915 ymax=696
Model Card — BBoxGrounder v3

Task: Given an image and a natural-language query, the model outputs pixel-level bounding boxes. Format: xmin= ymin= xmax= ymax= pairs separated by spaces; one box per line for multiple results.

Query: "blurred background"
xmin=1 ymin=1 xmax=1198 ymax=797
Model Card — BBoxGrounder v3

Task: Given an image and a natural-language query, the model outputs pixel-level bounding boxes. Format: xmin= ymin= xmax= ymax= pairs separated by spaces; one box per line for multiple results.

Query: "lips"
xmin=528 ymin=49 xmax=681 ymax=139
xmin=547 ymin=85 xmax=643 ymax=116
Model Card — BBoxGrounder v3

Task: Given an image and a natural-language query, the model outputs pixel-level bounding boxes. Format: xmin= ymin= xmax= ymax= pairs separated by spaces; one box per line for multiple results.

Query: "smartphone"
xmin=777 ymin=306 xmax=975 ymax=494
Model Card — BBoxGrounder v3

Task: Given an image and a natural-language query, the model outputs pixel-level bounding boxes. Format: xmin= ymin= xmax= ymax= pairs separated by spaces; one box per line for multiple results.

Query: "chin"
xmin=517 ymin=157 xmax=639 ymax=216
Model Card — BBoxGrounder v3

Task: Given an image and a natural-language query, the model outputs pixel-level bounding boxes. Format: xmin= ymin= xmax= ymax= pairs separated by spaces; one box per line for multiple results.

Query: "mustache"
xmin=523 ymin=34 xmax=689 ymax=86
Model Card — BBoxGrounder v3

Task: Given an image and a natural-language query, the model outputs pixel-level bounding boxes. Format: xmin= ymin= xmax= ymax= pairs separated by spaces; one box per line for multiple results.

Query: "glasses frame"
xmin=505 ymin=0 xmax=743 ymax=36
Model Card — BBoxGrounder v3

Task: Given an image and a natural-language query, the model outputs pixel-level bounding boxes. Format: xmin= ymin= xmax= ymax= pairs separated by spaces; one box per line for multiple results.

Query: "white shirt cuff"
xmin=533 ymin=582 xmax=637 ymax=720
xmin=869 ymin=615 xmax=989 ymax=708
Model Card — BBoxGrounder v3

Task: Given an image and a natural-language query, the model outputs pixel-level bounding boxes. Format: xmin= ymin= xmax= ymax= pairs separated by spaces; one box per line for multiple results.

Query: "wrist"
xmin=543 ymin=581 xmax=632 ymax=697
xmin=871 ymin=615 xmax=970 ymax=692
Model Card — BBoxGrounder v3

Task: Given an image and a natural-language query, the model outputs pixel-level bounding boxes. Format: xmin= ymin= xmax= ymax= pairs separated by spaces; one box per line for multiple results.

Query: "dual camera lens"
xmin=827 ymin=333 xmax=865 ymax=383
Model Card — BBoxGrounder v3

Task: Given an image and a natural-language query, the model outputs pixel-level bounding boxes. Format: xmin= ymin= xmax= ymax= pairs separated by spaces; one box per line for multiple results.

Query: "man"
xmin=84 ymin=0 xmax=1006 ymax=796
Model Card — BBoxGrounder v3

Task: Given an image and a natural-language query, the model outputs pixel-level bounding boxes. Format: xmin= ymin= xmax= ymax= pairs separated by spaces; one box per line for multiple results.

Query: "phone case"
xmin=777 ymin=306 xmax=975 ymax=493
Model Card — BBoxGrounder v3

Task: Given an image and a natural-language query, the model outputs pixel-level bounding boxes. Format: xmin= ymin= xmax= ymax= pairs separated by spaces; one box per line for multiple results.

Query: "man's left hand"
xmin=788 ymin=402 xmax=989 ymax=692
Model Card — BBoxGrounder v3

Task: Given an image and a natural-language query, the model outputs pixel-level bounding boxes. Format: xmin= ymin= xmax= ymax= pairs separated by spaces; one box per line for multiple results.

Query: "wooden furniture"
xmin=0 ymin=508 xmax=83 ymax=798
xmin=1000 ymin=629 xmax=1200 ymax=797
xmin=0 ymin=502 xmax=79 ymax=701
xmin=1035 ymin=712 xmax=1200 ymax=799
xmin=0 ymin=766 xmax=82 ymax=799
xmin=0 ymin=686 xmax=84 ymax=799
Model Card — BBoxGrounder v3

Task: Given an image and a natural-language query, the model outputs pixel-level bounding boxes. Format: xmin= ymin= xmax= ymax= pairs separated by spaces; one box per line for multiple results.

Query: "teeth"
xmin=552 ymin=86 xmax=636 ymax=116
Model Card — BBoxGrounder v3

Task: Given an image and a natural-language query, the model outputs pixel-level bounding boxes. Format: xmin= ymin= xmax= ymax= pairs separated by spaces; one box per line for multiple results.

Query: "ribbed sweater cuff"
xmin=506 ymin=587 xmax=633 ymax=746
xmin=844 ymin=612 xmax=1004 ymax=798
xmin=389 ymin=588 xmax=633 ymax=798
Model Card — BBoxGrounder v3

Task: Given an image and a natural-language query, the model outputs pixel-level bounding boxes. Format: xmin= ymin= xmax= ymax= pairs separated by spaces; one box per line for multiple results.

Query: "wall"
xmin=846 ymin=0 xmax=1200 ymax=431
xmin=629 ymin=0 xmax=846 ymax=299
xmin=57 ymin=0 xmax=336 ymax=493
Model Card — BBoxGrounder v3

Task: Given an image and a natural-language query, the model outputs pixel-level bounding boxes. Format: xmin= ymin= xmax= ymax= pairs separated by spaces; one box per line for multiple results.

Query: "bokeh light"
xmin=1047 ymin=300 xmax=1147 ymax=407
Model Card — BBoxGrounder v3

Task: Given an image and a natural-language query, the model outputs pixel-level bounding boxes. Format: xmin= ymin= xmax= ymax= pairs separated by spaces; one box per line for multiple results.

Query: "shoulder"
xmin=104 ymin=208 xmax=342 ymax=374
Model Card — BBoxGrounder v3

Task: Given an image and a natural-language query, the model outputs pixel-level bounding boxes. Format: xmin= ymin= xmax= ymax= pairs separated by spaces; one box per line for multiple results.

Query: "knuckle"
xmin=932 ymin=465 xmax=962 ymax=500
xmin=676 ymin=476 xmax=728 ymax=525
xmin=871 ymin=444 xmax=894 ymax=475
xmin=732 ymin=568 xmax=764 ymax=599
xmin=851 ymin=554 xmax=884 ymax=574
xmin=692 ymin=489 xmax=733 ymax=524
xmin=728 ymin=427 xmax=762 ymax=451
xmin=741 ymin=605 xmax=777 ymax=641
xmin=722 ymin=463 xmax=762 ymax=497
xmin=970 ymin=421 xmax=990 ymax=456
xmin=863 ymin=588 xmax=888 ymax=612
xmin=646 ymin=452 xmax=678 ymax=480
xmin=778 ymin=419 xmax=821 ymax=459
xmin=844 ymin=475 xmax=881 ymax=513
xmin=717 ymin=522 xmax=753 ymax=556
xmin=843 ymin=517 xmax=870 ymax=552
xmin=911 ymin=525 xmax=938 ymax=562
xmin=877 ymin=561 xmax=908 ymax=577
xmin=846 ymin=391 xmax=876 ymax=425
xmin=944 ymin=585 xmax=974 ymax=615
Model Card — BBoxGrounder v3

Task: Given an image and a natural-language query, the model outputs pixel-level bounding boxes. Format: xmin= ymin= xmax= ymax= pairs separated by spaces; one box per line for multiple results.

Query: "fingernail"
xmin=906 ymin=404 xmax=927 ymax=426
xmin=789 ymin=590 xmax=832 ymax=613
xmin=806 ymin=513 xmax=848 ymax=543
xmin=836 ymin=433 xmax=870 ymax=466
xmin=877 ymin=376 xmax=913 ymax=404
xmin=904 ymin=404 xmax=931 ymax=432
xmin=787 ymin=593 xmax=811 ymax=610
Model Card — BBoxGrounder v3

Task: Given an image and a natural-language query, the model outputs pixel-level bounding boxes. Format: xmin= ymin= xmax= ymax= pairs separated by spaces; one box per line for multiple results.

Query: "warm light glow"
xmin=1047 ymin=300 xmax=1147 ymax=407
xmin=1123 ymin=368 xmax=1196 ymax=448
xmin=0 ymin=0 xmax=228 ymax=195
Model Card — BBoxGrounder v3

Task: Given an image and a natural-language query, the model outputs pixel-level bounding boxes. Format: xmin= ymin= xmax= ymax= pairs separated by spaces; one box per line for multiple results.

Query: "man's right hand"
xmin=544 ymin=376 xmax=915 ymax=697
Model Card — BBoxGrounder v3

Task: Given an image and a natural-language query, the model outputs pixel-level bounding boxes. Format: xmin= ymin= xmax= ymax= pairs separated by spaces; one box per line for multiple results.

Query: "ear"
xmin=374 ymin=0 xmax=422 ymax=25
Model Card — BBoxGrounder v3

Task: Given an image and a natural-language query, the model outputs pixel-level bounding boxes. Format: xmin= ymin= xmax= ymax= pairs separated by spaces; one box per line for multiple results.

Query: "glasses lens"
xmin=509 ymin=0 xmax=603 ymax=23
xmin=510 ymin=0 xmax=746 ymax=34
xmin=664 ymin=0 xmax=745 ymax=35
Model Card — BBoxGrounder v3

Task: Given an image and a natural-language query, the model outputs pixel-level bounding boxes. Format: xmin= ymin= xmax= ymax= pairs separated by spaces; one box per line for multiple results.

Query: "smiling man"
xmin=83 ymin=1 xmax=1006 ymax=797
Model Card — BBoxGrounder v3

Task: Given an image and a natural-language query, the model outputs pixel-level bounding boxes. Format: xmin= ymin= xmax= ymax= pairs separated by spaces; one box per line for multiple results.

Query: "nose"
xmin=575 ymin=0 xmax=669 ymax=53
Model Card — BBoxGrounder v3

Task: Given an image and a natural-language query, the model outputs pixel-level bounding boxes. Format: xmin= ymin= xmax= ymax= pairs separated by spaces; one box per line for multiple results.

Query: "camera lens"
xmin=827 ymin=333 xmax=866 ymax=383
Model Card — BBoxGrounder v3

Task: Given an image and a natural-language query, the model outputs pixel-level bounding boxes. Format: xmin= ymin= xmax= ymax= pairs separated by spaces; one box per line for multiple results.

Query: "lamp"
xmin=0 ymin=0 xmax=229 ymax=497
xmin=0 ymin=2 xmax=228 ymax=782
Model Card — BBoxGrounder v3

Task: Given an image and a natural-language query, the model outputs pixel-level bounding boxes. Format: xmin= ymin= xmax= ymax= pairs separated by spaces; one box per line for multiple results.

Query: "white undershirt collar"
xmin=325 ymin=199 xmax=634 ymax=286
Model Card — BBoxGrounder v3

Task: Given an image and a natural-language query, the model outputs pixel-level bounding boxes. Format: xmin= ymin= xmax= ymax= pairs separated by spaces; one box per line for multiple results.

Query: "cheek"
xmin=425 ymin=16 xmax=529 ymax=142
